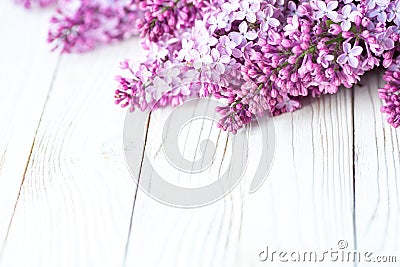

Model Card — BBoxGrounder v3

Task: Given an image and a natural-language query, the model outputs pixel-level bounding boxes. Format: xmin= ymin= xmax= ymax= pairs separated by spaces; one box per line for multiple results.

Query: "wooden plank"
xmin=0 ymin=1 xmax=59 ymax=254
xmin=124 ymin=100 xmax=248 ymax=267
xmin=124 ymin=86 xmax=355 ymax=266
xmin=354 ymin=71 xmax=400 ymax=266
xmin=0 ymin=39 xmax=142 ymax=266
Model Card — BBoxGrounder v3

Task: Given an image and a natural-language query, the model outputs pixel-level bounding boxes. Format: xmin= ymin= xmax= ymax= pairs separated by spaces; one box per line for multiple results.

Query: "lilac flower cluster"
xmin=16 ymin=0 xmax=56 ymax=8
xmin=17 ymin=0 xmax=144 ymax=53
xmin=47 ymin=0 xmax=143 ymax=53
xmin=379 ymin=48 xmax=400 ymax=127
xmin=113 ymin=0 xmax=400 ymax=132
xmin=137 ymin=0 xmax=206 ymax=41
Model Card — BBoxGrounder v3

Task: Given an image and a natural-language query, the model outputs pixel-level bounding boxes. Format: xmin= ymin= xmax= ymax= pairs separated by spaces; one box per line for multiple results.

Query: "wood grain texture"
xmin=354 ymin=71 xmax=400 ymax=266
xmin=240 ymin=88 xmax=355 ymax=267
xmin=0 ymin=1 xmax=59 ymax=254
xmin=124 ymin=87 xmax=355 ymax=267
xmin=0 ymin=8 xmax=399 ymax=266
xmin=0 ymin=40 xmax=143 ymax=267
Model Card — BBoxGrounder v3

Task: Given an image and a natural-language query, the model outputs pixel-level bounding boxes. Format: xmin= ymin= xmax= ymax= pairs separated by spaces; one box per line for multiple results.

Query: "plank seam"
xmin=0 ymin=145 xmax=8 ymax=176
xmin=352 ymin=85 xmax=358 ymax=267
xmin=123 ymin=112 xmax=152 ymax=266
xmin=0 ymin=55 xmax=62 ymax=260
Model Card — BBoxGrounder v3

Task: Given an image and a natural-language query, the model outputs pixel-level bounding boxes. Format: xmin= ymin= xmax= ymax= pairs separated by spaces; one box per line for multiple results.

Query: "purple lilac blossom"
xmin=48 ymin=0 xmax=143 ymax=53
xmin=17 ymin=0 xmax=144 ymax=53
xmin=114 ymin=0 xmax=400 ymax=132
xmin=16 ymin=0 xmax=56 ymax=8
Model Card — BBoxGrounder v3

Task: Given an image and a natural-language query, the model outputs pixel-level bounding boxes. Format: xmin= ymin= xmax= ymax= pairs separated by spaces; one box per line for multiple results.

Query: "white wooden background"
xmin=0 ymin=2 xmax=399 ymax=267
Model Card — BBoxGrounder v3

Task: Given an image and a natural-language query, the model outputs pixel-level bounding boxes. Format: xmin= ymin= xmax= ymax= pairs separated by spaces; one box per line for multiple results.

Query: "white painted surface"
xmin=0 ymin=2 xmax=399 ymax=267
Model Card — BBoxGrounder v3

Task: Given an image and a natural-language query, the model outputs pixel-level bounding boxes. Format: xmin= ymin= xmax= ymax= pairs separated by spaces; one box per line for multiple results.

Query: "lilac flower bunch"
xmin=136 ymin=0 xmax=206 ymax=41
xmin=113 ymin=0 xmax=400 ymax=132
xmin=16 ymin=0 xmax=56 ymax=8
xmin=17 ymin=0 xmax=144 ymax=53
